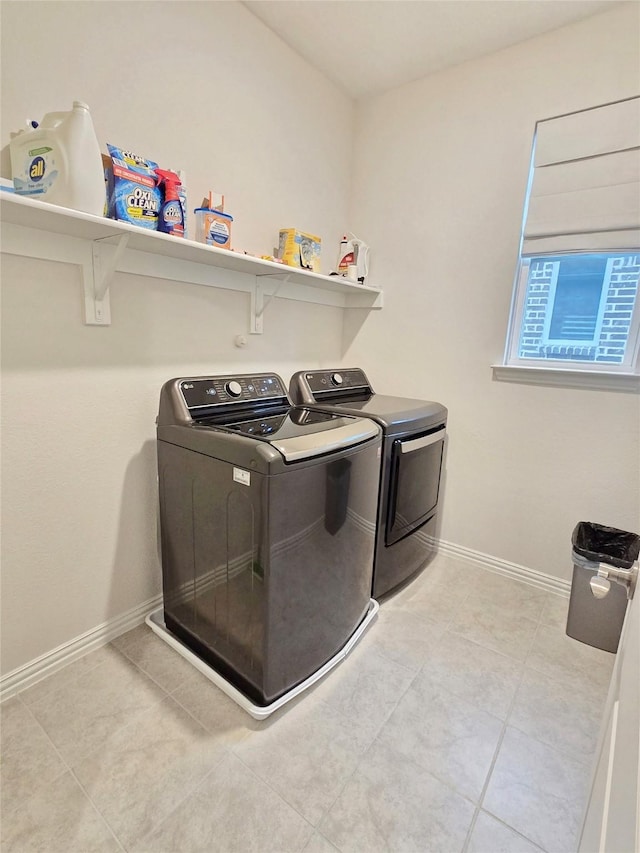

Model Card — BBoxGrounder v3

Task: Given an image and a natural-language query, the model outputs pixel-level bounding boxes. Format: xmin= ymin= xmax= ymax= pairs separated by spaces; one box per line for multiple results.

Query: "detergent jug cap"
xmin=73 ymin=101 xmax=91 ymax=111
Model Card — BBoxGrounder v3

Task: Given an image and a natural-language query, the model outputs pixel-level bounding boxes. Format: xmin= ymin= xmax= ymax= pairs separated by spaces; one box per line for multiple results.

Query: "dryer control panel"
xmin=179 ymin=373 xmax=287 ymax=411
xmin=303 ymin=368 xmax=370 ymax=397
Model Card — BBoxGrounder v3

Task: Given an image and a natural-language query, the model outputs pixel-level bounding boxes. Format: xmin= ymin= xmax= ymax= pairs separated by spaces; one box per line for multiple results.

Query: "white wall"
xmin=346 ymin=5 xmax=640 ymax=578
xmin=0 ymin=1 xmax=354 ymax=675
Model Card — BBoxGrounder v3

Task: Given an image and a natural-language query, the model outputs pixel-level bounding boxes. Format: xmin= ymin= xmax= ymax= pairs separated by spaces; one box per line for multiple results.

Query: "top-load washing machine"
xmin=289 ymin=368 xmax=447 ymax=600
xmin=153 ymin=371 xmax=381 ymax=714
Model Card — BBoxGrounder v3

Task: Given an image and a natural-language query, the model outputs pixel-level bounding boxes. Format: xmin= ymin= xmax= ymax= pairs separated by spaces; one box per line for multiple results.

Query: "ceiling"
xmin=242 ymin=0 xmax=627 ymax=99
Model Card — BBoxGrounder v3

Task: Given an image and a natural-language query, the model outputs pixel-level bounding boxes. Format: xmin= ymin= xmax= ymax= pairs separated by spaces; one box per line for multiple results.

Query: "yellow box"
xmin=278 ymin=228 xmax=321 ymax=272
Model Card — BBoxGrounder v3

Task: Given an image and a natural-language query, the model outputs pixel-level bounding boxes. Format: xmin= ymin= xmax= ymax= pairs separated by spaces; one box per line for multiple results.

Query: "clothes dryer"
xmin=289 ymin=368 xmax=447 ymax=599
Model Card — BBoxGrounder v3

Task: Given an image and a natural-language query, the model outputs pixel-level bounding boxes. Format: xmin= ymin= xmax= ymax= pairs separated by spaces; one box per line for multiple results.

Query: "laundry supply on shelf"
xmin=155 ymin=169 xmax=185 ymax=237
xmin=335 ymin=233 xmax=370 ymax=284
xmin=337 ymin=235 xmax=356 ymax=276
xmin=10 ymin=101 xmax=105 ymax=216
xmin=104 ymin=144 xmax=161 ymax=230
xmin=175 ymin=170 xmax=188 ymax=239
xmin=195 ymin=192 xmax=233 ymax=248
xmin=278 ymin=228 xmax=321 ymax=272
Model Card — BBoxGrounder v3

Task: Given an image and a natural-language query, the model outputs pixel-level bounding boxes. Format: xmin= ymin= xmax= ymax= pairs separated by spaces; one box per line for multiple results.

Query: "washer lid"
xmin=269 ymin=415 xmax=380 ymax=462
xmin=199 ymin=406 xmax=380 ymax=462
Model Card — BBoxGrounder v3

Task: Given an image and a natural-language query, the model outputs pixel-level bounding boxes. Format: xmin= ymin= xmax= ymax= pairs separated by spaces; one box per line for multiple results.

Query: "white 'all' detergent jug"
xmin=10 ymin=101 xmax=105 ymax=216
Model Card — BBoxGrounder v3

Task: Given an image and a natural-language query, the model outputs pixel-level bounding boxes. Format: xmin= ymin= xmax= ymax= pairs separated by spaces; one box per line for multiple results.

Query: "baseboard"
xmin=429 ymin=536 xmax=572 ymax=597
xmin=1 ymin=539 xmax=571 ymax=702
xmin=0 ymin=592 xmax=163 ymax=703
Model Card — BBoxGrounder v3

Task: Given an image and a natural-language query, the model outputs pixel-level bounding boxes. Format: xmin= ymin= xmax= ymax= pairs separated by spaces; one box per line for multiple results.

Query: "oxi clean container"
xmin=10 ymin=101 xmax=105 ymax=216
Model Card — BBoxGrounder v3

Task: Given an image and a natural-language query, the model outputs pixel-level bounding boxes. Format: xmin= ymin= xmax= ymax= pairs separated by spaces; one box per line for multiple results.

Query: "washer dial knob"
xmin=331 ymin=373 xmax=343 ymax=386
xmin=226 ymin=380 xmax=242 ymax=397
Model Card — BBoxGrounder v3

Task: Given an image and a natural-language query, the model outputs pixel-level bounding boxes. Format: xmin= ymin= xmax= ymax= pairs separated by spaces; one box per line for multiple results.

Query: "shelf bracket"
xmin=84 ymin=233 xmax=130 ymax=325
xmin=250 ymin=274 xmax=289 ymax=334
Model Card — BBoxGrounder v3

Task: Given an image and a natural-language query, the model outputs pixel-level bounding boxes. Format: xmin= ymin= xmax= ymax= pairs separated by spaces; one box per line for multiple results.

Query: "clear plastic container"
xmin=194 ymin=207 xmax=233 ymax=249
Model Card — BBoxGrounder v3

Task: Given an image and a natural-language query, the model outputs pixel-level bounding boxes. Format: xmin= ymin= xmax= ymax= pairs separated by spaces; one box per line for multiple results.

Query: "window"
xmin=504 ymin=98 xmax=640 ymax=376
xmin=512 ymin=252 xmax=640 ymax=368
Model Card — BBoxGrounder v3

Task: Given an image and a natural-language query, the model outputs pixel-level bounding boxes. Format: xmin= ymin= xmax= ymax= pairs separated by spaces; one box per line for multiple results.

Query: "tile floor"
xmin=1 ymin=554 xmax=614 ymax=853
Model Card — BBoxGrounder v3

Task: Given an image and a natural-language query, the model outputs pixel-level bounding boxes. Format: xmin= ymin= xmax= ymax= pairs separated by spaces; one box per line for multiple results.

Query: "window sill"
xmin=491 ymin=364 xmax=640 ymax=392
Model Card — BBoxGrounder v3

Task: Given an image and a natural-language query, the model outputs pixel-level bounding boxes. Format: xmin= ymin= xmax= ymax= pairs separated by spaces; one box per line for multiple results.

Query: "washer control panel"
xmin=180 ymin=373 xmax=287 ymax=410
xmin=303 ymin=368 xmax=370 ymax=396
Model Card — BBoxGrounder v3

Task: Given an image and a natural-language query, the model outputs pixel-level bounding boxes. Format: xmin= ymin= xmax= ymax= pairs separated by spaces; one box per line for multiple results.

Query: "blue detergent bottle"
xmin=154 ymin=168 xmax=185 ymax=237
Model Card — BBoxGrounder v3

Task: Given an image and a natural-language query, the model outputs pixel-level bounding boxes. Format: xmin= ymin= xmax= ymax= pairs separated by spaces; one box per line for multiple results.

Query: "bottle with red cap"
xmin=154 ymin=168 xmax=185 ymax=237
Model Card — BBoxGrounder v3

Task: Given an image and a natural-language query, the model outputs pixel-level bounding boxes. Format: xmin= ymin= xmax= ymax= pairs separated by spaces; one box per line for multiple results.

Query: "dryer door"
xmin=386 ymin=425 xmax=445 ymax=546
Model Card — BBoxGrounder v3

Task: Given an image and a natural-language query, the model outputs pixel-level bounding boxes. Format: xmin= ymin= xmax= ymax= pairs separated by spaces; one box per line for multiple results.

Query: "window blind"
xmin=522 ymin=97 xmax=640 ymax=256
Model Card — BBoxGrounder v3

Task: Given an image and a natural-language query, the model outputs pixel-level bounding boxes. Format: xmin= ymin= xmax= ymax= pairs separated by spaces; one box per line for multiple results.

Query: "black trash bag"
xmin=572 ymin=521 xmax=640 ymax=569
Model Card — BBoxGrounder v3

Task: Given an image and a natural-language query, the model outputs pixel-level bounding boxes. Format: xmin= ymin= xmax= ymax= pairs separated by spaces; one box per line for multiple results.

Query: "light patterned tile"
xmin=394 ymin=554 xmax=488 ymax=595
xmin=421 ymin=632 xmax=522 ymax=719
xmin=376 ymin=671 xmax=503 ymax=801
xmin=18 ymin=644 xmax=115 ymax=707
xmin=320 ymin=739 xmax=474 ymax=853
xmin=467 ymin=811 xmax=543 ymax=853
xmin=309 ymin=645 xmax=415 ymax=742
xmin=233 ymin=697 xmax=369 ymax=825
xmin=112 ymin=624 xmax=196 ymax=692
xmin=302 ymin=832 xmax=339 ymax=853
xmin=0 ymin=697 xmax=68 ymax=816
xmin=539 ymin=593 xmax=570 ymax=629
xmin=484 ymin=727 xmax=591 ymax=853
xmin=449 ymin=596 xmax=538 ymax=661
xmin=0 ymin=770 xmax=119 ymax=852
xmin=2 ymin=560 xmax=611 ymax=853
xmin=132 ymin=752 xmax=313 ymax=852
xmin=29 ymin=647 xmax=166 ymax=765
xmin=526 ymin=622 xmax=614 ymax=698
xmin=170 ymin=667 xmax=261 ymax=744
xmin=359 ymin=604 xmax=445 ymax=673
xmin=509 ymin=666 xmax=604 ymax=762
xmin=73 ymin=696 xmax=226 ymax=847
xmin=464 ymin=573 xmax=548 ymax=622
xmin=387 ymin=578 xmax=469 ymax=625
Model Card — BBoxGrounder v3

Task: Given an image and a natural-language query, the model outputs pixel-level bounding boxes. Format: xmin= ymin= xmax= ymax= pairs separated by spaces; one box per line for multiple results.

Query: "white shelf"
xmin=0 ymin=193 xmax=383 ymax=329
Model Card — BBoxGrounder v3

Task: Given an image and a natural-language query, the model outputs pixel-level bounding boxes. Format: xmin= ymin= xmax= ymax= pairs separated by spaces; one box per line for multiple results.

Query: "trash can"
xmin=566 ymin=521 xmax=640 ymax=653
